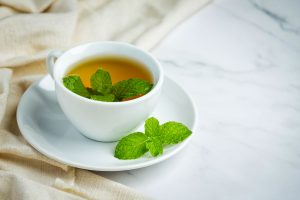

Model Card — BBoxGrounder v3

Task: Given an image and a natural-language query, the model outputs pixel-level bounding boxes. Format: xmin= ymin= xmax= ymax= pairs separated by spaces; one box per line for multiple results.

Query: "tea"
xmin=67 ymin=55 xmax=153 ymax=87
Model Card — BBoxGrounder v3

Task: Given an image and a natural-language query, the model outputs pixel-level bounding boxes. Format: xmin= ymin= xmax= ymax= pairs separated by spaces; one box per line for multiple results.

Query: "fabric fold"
xmin=0 ymin=0 xmax=53 ymax=13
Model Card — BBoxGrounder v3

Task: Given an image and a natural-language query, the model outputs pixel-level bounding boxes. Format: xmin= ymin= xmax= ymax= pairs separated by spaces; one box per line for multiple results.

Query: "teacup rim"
xmin=52 ymin=41 xmax=164 ymax=106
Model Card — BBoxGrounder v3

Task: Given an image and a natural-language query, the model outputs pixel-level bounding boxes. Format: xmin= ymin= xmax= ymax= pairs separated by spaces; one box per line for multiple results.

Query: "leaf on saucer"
xmin=146 ymin=137 xmax=163 ymax=157
xmin=160 ymin=122 xmax=192 ymax=145
xmin=114 ymin=132 xmax=149 ymax=160
xmin=145 ymin=117 xmax=160 ymax=137
xmin=114 ymin=118 xmax=192 ymax=160
xmin=63 ymin=75 xmax=90 ymax=98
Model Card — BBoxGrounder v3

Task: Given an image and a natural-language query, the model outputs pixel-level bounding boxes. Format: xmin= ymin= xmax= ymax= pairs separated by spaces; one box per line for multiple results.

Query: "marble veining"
xmin=249 ymin=0 xmax=299 ymax=35
xmin=97 ymin=0 xmax=300 ymax=199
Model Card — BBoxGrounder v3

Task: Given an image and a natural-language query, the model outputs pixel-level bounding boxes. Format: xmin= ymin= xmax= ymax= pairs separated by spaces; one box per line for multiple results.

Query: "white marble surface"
xmin=98 ymin=0 xmax=300 ymax=199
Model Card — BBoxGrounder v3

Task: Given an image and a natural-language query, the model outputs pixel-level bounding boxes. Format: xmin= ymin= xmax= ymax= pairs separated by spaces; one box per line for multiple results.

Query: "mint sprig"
xmin=145 ymin=117 xmax=160 ymax=137
xmin=90 ymin=68 xmax=112 ymax=94
xmin=146 ymin=137 xmax=163 ymax=157
xmin=113 ymin=78 xmax=153 ymax=101
xmin=63 ymin=75 xmax=90 ymax=98
xmin=90 ymin=94 xmax=115 ymax=102
xmin=63 ymin=68 xmax=152 ymax=102
xmin=114 ymin=117 xmax=192 ymax=160
xmin=114 ymin=132 xmax=148 ymax=159
xmin=160 ymin=122 xmax=192 ymax=145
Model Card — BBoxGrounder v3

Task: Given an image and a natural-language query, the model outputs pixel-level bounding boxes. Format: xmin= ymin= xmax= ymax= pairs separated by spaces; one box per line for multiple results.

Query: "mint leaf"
xmin=87 ymin=87 xmax=101 ymax=95
xmin=114 ymin=118 xmax=192 ymax=160
xmin=160 ymin=122 xmax=192 ymax=145
xmin=113 ymin=78 xmax=153 ymax=100
xmin=145 ymin=117 xmax=160 ymax=137
xmin=145 ymin=117 xmax=162 ymax=156
xmin=90 ymin=68 xmax=112 ymax=94
xmin=114 ymin=132 xmax=148 ymax=160
xmin=146 ymin=137 xmax=163 ymax=157
xmin=63 ymin=75 xmax=90 ymax=98
xmin=91 ymin=94 xmax=115 ymax=102
xmin=64 ymin=68 xmax=153 ymax=102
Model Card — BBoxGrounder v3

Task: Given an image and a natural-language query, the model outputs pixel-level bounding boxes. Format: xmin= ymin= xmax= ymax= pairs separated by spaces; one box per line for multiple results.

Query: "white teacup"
xmin=46 ymin=42 xmax=163 ymax=142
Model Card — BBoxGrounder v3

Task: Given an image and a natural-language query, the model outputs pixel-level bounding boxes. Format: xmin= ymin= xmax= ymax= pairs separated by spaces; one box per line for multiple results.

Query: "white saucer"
xmin=17 ymin=75 xmax=197 ymax=171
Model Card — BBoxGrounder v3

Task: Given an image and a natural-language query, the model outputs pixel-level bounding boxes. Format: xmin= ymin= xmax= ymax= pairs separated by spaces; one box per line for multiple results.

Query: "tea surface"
xmin=68 ymin=56 xmax=153 ymax=87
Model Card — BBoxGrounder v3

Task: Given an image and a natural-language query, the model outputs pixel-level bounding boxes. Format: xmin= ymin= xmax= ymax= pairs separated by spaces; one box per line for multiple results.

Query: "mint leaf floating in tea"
xmin=90 ymin=94 xmax=115 ymax=102
xmin=63 ymin=75 xmax=90 ymax=98
xmin=114 ymin=117 xmax=192 ymax=160
xmin=160 ymin=122 xmax=192 ymax=145
xmin=113 ymin=78 xmax=153 ymax=101
xmin=114 ymin=132 xmax=148 ymax=160
xmin=90 ymin=68 xmax=112 ymax=94
xmin=86 ymin=87 xmax=101 ymax=95
xmin=62 ymin=68 xmax=153 ymax=102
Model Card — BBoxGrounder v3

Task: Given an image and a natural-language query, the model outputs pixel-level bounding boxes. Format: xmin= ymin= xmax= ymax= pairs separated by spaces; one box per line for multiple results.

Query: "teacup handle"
xmin=46 ymin=50 xmax=63 ymax=79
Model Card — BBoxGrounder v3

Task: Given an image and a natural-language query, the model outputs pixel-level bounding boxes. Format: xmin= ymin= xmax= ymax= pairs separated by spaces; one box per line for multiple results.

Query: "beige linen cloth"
xmin=0 ymin=0 xmax=210 ymax=199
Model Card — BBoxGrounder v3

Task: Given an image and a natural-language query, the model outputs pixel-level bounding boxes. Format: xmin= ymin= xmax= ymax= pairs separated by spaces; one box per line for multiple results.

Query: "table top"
xmin=97 ymin=0 xmax=300 ymax=199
